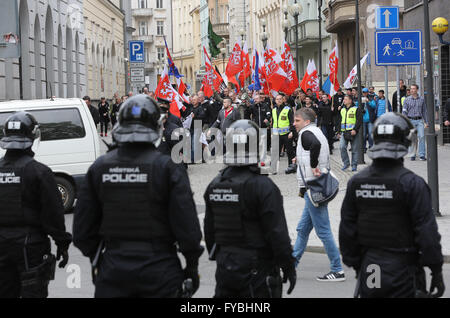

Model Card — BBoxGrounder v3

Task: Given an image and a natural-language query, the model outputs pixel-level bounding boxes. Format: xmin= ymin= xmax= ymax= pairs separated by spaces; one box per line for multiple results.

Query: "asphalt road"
xmin=51 ymin=213 xmax=450 ymax=298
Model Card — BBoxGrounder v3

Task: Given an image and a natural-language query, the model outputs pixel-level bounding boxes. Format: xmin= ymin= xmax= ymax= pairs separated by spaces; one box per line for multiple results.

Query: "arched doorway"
xmin=91 ymin=42 xmax=96 ymax=97
xmin=19 ymin=0 xmax=31 ymax=99
xmin=75 ymin=32 xmax=80 ymax=97
xmin=45 ymin=6 xmax=54 ymax=98
xmin=111 ymin=42 xmax=117 ymax=94
xmin=58 ymin=26 xmax=64 ymax=97
xmin=97 ymin=44 xmax=101 ymax=97
xmin=66 ymin=27 xmax=74 ymax=97
xmin=34 ymin=15 xmax=42 ymax=99
xmin=84 ymin=38 xmax=88 ymax=97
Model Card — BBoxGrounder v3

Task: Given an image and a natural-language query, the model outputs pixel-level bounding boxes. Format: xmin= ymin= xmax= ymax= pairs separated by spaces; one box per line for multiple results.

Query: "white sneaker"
xmin=316 ymin=271 xmax=346 ymax=282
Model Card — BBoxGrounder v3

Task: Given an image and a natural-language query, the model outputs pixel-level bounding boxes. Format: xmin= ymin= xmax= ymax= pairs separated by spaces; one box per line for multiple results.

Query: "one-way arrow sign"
xmin=376 ymin=6 xmax=399 ymax=30
xmin=383 ymin=9 xmax=391 ymax=28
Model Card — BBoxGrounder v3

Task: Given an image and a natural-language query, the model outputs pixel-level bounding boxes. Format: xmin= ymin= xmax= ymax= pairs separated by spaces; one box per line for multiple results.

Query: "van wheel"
xmin=55 ymin=177 xmax=75 ymax=213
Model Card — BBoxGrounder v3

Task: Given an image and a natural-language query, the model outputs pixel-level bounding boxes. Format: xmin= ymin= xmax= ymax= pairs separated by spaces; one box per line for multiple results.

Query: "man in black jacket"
xmin=73 ymin=95 xmax=203 ymax=298
xmin=83 ymin=96 xmax=100 ymax=127
xmin=0 ymin=112 xmax=72 ymax=298
xmin=318 ymin=94 xmax=335 ymax=153
xmin=98 ymin=97 xmax=110 ymax=137
xmin=251 ymin=94 xmax=272 ymax=128
xmin=340 ymin=112 xmax=445 ymax=298
xmin=392 ymin=80 xmax=407 ymax=113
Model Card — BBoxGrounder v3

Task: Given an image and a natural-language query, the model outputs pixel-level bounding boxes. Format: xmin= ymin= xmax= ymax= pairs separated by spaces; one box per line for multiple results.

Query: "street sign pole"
xmin=385 ymin=66 xmax=389 ymax=106
xmin=355 ymin=0 xmax=364 ymax=165
xmin=423 ymin=0 xmax=441 ymax=217
xmin=396 ymin=66 xmax=401 ymax=112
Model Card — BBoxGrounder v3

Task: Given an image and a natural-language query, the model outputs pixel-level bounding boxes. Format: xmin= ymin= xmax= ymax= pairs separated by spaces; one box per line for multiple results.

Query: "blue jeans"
xmin=363 ymin=122 xmax=374 ymax=150
xmin=340 ymin=133 xmax=359 ymax=169
xmin=292 ymin=193 xmax=343 ymax=272
xmin=409 ymin=119 xmax=426 ymax=158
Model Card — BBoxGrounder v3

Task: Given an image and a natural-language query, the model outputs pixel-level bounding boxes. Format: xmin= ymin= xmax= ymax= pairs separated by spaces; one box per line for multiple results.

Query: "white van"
xmin=0 ymin=98 xmax=101 ymax=212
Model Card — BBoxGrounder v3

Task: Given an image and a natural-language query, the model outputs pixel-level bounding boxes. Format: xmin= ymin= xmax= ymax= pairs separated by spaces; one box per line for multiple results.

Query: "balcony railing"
xmin=323 ymin=0 xmax=355 ymax=33
xmin=132 ymin=34 xmax=154 ymax=43
xmin=132 ymin=8 xmax=153 ymax=17
xmin=212 ymin=23 xmax=229 ymax=37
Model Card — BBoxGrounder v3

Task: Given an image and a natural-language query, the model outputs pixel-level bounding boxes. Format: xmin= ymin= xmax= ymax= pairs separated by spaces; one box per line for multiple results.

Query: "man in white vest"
xmin=292 ymin=108 xmax=345 ymax=282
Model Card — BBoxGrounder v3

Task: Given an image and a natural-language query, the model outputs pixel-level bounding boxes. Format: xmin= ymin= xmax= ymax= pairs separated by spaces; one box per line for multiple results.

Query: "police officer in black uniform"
xmin=157 ymin=97 xmax=183 ymax=128
xmin=157 ymin=98 xmax=182 ymax=157
xmin=204 ymin=120 xmax=296 ymax=298
xmin=339 ymin=112 xmax=445 ymax=298
xmin=0 ymin=112 xmax=72 ymax=298
xmin=73 ymin=95 xmax=204 ymax=298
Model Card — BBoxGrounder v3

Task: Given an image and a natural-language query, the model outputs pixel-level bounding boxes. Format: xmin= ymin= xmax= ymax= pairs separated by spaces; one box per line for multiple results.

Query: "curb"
xmin=305 ymin=246 xmax=450 ymax=264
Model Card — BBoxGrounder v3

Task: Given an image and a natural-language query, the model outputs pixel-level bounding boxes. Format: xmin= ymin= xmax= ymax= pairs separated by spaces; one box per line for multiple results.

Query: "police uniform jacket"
xmin=0 ymin=149 xmax=72 ymax=248
xmin=73 ymin=144 xmax=204 ymax=262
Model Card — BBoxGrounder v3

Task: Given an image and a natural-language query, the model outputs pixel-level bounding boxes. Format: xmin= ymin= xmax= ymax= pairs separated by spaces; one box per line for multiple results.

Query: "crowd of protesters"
xmin=82 ymin=78 xmax=433 ymax=170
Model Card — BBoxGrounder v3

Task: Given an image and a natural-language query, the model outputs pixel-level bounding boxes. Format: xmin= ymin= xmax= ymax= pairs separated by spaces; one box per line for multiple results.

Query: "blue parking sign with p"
xmin=129 ymin=41 xmax=145 ymax=63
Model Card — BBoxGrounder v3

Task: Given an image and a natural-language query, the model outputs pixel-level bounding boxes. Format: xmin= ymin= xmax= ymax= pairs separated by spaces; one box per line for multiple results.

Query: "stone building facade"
xmin=83 ymin=0 xmax=125 ymax=100
xmin=0 ymin=0 xmax=87 ymax=101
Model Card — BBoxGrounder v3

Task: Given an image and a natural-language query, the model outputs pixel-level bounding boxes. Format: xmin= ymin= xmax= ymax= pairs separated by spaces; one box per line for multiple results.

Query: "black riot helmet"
xmin=112 ymin=94 xmax=164 ymax=146
xmin=0 ymin=111 xmax=40 ymax=150
xmin=368 ymin=112 xmax=416 ymax=160
xmin=224 ymin=120 xmax=261 ymax=167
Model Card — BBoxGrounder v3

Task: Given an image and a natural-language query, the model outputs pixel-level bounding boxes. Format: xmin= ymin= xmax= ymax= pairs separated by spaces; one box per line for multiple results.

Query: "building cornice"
xmin=102 ymin=0 xmax=125 ymax=19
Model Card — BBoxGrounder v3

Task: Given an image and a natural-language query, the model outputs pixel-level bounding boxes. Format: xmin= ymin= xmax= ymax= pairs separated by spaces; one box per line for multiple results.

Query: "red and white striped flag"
xmin=280 ymin=41 xmax=299 ymax=95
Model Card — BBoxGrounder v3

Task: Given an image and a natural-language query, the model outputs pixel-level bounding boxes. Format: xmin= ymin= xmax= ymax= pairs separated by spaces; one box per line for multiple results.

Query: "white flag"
xmin=343 ymin=53 xmax=370 ymax=89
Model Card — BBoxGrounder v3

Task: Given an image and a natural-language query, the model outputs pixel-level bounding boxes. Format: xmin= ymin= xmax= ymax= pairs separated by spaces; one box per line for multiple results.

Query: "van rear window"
xmin=0 ymin=108 xmax=86 ymax=141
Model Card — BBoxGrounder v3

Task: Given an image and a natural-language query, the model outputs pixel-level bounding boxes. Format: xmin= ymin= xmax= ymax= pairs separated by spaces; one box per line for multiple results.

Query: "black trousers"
xmin=321 ymin=124 xmax=335 ymax=150
xmin=279 ymin=134 xmax=295 ymax=165
xmin=0 ymin=239 xmax=51 ymax=298
xmin=100 ymin=121 xmax=109 ymax=134
xmin=95 ymin=243 xmax=184 ymax=298
xmin=214 ymin=251 xmax=282 ymax=298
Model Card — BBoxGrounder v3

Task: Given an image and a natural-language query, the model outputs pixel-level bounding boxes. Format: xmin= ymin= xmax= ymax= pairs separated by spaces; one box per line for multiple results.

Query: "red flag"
xmin=203 ymin=47 xmax=225 ymax=93
xmin=155 ymin=67 xmax=182 ymax=117
xmin=328 ymin=43 xmax=340 ymax=95
xmin=263 ymin=45 xmax=289 ymax=94
xmin=259 ymin=63 xmax=270 ymax=95
xmin=225 ymin=42 xmax=244 ymax=79
xmin=176 ymin=77 xmax=189 ymax=103
xmin=238 ymin=42 xmax=251 ymax=87
xmin=280 ymin=41 xmax=299 ymax=95
xmin=300 ymin=60 xmax=319 ymax=94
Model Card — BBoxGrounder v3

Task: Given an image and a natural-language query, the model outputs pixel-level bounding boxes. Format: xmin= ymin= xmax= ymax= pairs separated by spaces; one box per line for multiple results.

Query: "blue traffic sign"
xmin=129 ymin=41 xmax=145 ymax=63
xmin=376 ymin=6 xmax=399 ymax=30
xmin=375 ymin=30 xmax=422 ymax=66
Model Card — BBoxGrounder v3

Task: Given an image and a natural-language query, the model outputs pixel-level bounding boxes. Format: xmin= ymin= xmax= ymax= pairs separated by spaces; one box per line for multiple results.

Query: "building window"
xmin=156 ymin=0 xmax=163 ymax=9
xmin=157 ymin=21 xmax=164 ymax=35
xmin=157 ymin=47 xmax=165 ymax=61
xmin=139 ymin=21 xmax=148 ymax=36
xmin=139 ymin=0 xmax=147 ymax=9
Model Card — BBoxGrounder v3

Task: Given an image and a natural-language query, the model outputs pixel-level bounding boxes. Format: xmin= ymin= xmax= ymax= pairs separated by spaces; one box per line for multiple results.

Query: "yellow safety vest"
xmin=272 ymin=106 xmax=291 ymax=135
xmin=341 ymin=106 xmax=358 ymax=132
xmin=401 ymin=96 xmax=406 ymax=107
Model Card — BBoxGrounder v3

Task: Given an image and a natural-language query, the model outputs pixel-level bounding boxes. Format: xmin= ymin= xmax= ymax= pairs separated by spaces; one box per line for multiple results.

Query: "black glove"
xmin=429 ymin=270 xmax=445 ymax=298
xmin=281 ymin=263 xmax=297 ymax=295
xmin=183 ymin=266 xmax=200 ymax=297
xmin=299 ymin=187 xmax=307 ymax=198
xmin=56 ymin=246 xmax=69 ymax=268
